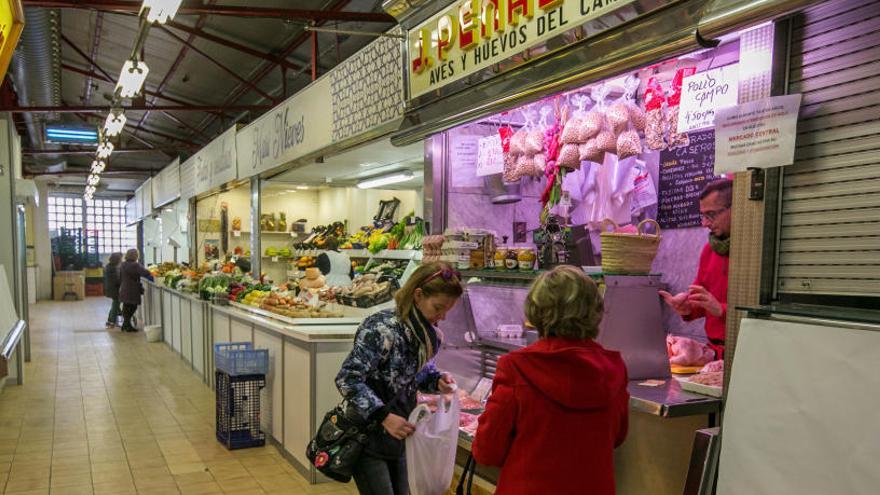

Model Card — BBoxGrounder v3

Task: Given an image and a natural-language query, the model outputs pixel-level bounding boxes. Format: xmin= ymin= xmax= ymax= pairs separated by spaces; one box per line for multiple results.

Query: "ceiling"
xmin=269 ymin=138 xmax=424 ymax=190
xmin=11 ymin=0 xmax=396 ymax=193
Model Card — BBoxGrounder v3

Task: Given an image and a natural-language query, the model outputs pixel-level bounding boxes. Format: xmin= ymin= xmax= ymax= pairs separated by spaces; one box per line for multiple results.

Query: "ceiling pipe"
xmin=21 ymin=1 xmax=395 ymax=22
xmin=11 ymin=8 xmax=63 ymax=150
xmin=4 ymin=104 xmax=272 ymax=112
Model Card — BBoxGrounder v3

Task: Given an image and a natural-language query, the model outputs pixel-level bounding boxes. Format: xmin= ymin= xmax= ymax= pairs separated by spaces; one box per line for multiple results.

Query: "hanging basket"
xmin=600 ymin=218 xmax=662 ymax=274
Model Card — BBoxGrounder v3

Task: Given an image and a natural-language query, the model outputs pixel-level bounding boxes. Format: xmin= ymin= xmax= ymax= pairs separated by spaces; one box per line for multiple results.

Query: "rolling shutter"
xmin=777 ymin=0 xmax=880 ymax=297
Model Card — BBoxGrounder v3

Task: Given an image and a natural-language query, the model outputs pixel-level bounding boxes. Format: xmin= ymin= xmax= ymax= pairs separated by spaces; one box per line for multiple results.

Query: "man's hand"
xmin=687 ymin=285 xmax=723 ymax=317
xmin=659 ymin=290 xmax=692 ymax=316
xmin=382 ymin=413 xmax=415 ymax=440
xmin=438 ymin=372 xmax=457 ymax=394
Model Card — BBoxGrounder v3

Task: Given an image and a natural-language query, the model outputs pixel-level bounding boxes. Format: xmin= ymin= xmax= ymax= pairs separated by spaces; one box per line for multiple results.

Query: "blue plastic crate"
xmin=214 ymin=342 xmax=269 ymax=376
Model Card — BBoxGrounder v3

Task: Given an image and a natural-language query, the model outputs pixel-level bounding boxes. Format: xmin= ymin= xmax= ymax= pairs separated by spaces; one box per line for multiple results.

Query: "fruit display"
xmin=199 ymin=274 xmax=232 ymax=300
xmin=296 ymin=255 xmax=317 ymax=268
xmin=357 ymin=259 xmax=408 ymax=279
xmin=297 ymin=221 xmax=346 ymax=249
xmin=341 ymin=215 xmax=425 ymax=252
xmin=264 ymin=246 xmax=293 ymax=258
xmin=149 ymin=262 xmax=181 ymax=278
xmin=298 ymin=267 xmax=327 ymax=291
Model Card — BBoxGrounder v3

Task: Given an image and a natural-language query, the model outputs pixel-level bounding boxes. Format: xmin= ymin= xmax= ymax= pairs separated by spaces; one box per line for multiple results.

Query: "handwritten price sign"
xmin=678 ymin=64 xmax=739 ymax=134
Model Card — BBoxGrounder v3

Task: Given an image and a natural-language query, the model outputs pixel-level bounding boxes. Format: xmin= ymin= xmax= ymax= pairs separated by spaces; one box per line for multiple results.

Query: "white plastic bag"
xmin=406 ymin=392 xmax=461 ymax=495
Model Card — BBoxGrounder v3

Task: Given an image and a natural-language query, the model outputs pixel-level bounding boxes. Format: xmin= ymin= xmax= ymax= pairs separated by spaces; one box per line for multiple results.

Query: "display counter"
xmin=434 ymin=272 xmax=721 ymax=495
xmin=142 ymin=279 xmax=359 ymax=483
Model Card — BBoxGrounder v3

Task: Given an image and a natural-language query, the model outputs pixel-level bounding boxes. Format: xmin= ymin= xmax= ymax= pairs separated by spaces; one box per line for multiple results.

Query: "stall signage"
xmin=179 ymin=157 xmax=196 ymax=201
xmin=657 ymin=130 xmax=718 ymax=229
xmin=677 ymin=64 xmax=739 ymax=133
xmin=236 ymin=77 xmax=333 ymax=178
xmin=125 ymin=197 xmax=138 ymax=225
xmin=138 ymin=179 xmax=153 ymax=218
xmin=714 ymin=94 xmax=802 ymax=173
xmin=193 ymin=125 xmax=238 ymax=195
xmin=0 ymin=0 xmax=24 ymax=82
xmin=476 ymin=134 xmax=504 ymax=177
xmin=152 ymin=158 xmax=181 ymax=207
xmin=408 ymin=0 xmax=636 ymax=98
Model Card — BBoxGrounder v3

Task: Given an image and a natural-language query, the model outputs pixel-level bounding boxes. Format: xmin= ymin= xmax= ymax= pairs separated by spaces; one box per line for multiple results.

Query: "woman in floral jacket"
xmin=336 ymin=262 xmax=463 ymax=495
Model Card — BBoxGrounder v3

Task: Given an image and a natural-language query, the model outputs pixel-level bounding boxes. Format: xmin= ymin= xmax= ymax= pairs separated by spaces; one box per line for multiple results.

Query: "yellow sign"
xmin=0 ymin=0 xmax=24 ymax=82
xmin=408 ymin=0 xmax=635 ymax=98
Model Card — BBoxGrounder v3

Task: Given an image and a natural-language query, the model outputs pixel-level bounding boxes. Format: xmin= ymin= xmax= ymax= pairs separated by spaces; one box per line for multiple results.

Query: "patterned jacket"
xmin=335 ymin=308 xmax=442 ymax=459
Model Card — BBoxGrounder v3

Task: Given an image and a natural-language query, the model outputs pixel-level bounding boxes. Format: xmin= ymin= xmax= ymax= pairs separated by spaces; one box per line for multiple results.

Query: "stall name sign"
xmin=409 ymin=0 xmax=635 ymax=98
xmin=0 ymin=0 xmax=24 ymax=81
xmin=677 ymin=64 xmax=739 ymax=133
xmin=193 ymin=125 xmax=238 ymax=195
xmin=714 ymin=94 xmax=802 ymax=173
xmin=236 ymin=76 xmax=333 ymax=178
xmin=250 ymin=108 xmax=306 ymax=171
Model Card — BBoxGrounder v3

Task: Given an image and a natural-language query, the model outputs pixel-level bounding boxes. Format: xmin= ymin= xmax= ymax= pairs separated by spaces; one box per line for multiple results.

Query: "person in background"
xmin=103 ymin=252 xmax=123 ymax=328
xmin=118 ymin=248 xmax=154 ymax=332
xmin=316 ymin=237 xmax=353 ymax=287
xmin=659 ymin=178 xmax=732 ymax=359
xmin=336 ymin=262 xmax=463 ymax=495
xmin=472 ymin=265 xmax=629 ymax=495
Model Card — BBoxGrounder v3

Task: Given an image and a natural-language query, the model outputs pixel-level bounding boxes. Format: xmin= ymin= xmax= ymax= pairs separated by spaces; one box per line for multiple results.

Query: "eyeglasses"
xmin=700 ymin=206 xmax=729 ymax=221
xmin=420 ymin=268 xmax=461 ymax=287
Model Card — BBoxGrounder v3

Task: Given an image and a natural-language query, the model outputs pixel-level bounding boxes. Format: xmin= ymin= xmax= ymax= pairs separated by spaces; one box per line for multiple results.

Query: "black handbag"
xmin=306 ymin=403 xmax=374 ymax=483
xmin=306 ymin=389 xmax=409 ymax=483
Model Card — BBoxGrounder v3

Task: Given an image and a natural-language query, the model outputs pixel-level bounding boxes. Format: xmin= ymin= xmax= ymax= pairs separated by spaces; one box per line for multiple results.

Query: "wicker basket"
xmin=600 ymin=218 xmax=662 ymax=274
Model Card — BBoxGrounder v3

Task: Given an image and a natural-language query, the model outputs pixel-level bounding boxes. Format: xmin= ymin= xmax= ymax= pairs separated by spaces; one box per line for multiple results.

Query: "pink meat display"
xmin=459 ymin=412 xmax=479 ymax=437
xmin=666 ymin=335 xmax=715 ymax=366
xmin=688 ymin=371 xmax=723 ymax=387
xmin=700 ymin=360 xmax=724 ymax=373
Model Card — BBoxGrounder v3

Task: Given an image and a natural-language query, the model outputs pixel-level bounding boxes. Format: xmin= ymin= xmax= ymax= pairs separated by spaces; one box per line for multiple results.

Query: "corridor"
xmin=0 ymin=299 xmax=358 ymax=495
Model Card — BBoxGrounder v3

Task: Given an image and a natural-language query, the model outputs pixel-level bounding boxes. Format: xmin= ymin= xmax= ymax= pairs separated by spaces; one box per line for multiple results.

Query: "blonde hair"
xmin=124 ymin=249 xmax=140 ymax=262
xmin=394 ymin=262 xmax=463 ymax=321
xmin=525 ymin=265 xmax=604 ymax=340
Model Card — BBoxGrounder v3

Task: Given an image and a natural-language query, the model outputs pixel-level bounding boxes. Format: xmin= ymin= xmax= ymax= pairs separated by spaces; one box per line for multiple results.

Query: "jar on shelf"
xmin=517 ymin=248 xmax=536 ymax=271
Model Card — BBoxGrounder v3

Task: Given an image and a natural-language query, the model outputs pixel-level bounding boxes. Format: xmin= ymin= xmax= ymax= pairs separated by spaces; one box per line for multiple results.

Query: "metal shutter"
xmin=777 ymin=0 xmax=880 ymax=297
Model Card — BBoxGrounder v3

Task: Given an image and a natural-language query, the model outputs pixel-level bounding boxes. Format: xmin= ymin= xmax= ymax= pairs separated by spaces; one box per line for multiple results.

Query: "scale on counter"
xmin=532 ymin=217 xmax=596 ymax=269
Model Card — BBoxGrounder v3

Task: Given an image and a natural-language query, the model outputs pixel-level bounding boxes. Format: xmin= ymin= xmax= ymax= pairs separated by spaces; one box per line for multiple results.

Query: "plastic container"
xmin=145 ymin=325 xmax=162 ymax=343
xmin=214 ymin=342 xmax=269 ymax=376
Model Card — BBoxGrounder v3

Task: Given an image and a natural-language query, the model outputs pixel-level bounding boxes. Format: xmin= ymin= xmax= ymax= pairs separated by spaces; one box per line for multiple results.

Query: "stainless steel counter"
xmin=628 ymin=378 xmax=720 ymax=418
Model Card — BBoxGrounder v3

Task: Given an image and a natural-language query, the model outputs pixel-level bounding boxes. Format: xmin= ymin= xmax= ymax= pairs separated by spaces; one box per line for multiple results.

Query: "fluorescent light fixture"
xmin=91 ymin=160 xmax=106 ymax=174
xmin=359 ymin=162 xmax=382 ymax=168
xmin=103 ymin=110 xmax=126 ymax=136
xmin=96 ymin=141 xmax=114 ymax=159
xmin=45 ymin=125 xmax=99 ymax=144
xmin=87 ymin=174 xmax=101 ymax=186
xmin=357 ymin=171 xmax=414 ymax=189
xmin=116 ymin=60 xmax=149 ymax=98
xmin=140 ymin=0 xmax=183 ymax=24
xmin=296 ymin=185 xmax=309 ymax=190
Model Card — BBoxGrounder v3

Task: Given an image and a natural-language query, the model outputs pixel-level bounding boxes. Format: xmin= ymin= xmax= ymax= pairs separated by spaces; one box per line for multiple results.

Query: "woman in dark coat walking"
xmin=103 ymin=252 xmax=123 ymax=328
xmin=118 ymin=248 xmax=154 ymax=332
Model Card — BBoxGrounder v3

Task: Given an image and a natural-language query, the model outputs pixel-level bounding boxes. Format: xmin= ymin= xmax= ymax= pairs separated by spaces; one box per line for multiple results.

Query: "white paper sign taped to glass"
xmin=476 ymin=134 xmax=504 ymax=177
xmin=714 ymin=94 xmax=802 ymax=174
xmin=677 ymin=64 xmax=739 ymax=133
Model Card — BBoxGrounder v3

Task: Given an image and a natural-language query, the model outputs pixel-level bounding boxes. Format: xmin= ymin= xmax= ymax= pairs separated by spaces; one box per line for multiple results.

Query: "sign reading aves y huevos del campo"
xmin=408 ymin=0 xmax=635 ymax=98
xmin=0 ymin=0 xmax=23 ymax=81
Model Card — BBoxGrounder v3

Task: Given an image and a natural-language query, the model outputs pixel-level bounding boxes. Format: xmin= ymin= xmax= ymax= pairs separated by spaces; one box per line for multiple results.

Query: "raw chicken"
xmin=687 ymin=371 xmax=723 ymax=387
xmin=700 ymin=360 xmax=724 ymax=373
xmin=666 ymin=335 xmax=715 ymax=367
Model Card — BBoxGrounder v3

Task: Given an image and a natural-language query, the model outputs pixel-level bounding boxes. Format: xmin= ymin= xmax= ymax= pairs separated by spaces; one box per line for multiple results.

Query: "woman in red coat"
xmin=471 ymin=265 xmax=629 ymax=494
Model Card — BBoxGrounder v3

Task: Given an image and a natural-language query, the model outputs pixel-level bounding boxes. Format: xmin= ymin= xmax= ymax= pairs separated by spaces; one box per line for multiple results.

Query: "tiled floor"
xmin=0 ymin=299 xmax=360 ymax=495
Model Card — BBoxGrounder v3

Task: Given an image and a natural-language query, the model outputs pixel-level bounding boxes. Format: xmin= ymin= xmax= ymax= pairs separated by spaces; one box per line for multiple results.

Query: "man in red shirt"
xmin=659 ymin=178 xmax=731 ymax=359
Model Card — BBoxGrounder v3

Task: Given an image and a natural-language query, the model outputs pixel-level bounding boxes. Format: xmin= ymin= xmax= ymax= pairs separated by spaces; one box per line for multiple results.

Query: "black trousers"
xmin=121 ymin=303 xmax=139 ymax=330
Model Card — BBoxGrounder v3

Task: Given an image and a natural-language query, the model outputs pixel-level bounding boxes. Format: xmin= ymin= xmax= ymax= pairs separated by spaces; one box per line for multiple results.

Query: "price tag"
xmin=271 ymin=256 xmax=279 ymax=262
xmin=233 ymin=231 xmax=241 ymax=237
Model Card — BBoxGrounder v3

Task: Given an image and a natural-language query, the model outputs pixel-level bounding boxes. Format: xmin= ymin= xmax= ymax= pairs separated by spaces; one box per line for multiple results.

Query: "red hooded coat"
xmin=471 ymin=337 xmax=629 ymax=495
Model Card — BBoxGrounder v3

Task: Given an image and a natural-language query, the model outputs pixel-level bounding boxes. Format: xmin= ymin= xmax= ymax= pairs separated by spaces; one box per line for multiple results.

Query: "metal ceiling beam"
xmin=82 ymin=11 xmax=104 ymax=104
xmin=135 ymin=0 xmax=216 ymax=141
xmin=193 ymin=0 xmax=351 ymax=136
xmin=23 ymin=148 xmax=176 ymax=155
xmin=160 ymin=110 xmax=209 ymax=140
xmin=22 ymin=1 xmax=395 ymax=22
xmin=4 ymin=105 xmax=272 ymax=113
xmin=166 ymin=21 xmax=303 ymax=71
xmin=158 ymin=25 xmax=277 ymax=103
xmin=61 ymin=63 xmax=231 ymax=118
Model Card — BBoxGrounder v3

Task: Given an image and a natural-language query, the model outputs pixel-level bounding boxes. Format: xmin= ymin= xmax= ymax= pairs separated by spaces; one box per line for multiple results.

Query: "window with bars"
xmin=86 ymin=199 xmax=138 ymax=253
xmin=48 ymin=195 xmax=138 ymax=254
xmin=47 ymin=196 xmax=83 ymax=233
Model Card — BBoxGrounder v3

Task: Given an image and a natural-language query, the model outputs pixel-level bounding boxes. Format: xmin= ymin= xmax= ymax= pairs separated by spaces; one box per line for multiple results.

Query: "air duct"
xmin=11 ymin=8 xmax=63 ymax=150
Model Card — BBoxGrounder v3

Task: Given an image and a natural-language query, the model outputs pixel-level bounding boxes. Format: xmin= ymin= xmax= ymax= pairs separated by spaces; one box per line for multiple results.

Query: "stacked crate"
xmin=85 ymin=266 xmax=104 ymax=297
